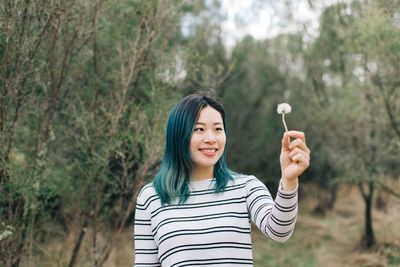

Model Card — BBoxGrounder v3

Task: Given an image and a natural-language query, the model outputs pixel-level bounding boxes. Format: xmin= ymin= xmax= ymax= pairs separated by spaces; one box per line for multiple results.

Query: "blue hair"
xmin=153 ymin=94 xmax=234 ymax=205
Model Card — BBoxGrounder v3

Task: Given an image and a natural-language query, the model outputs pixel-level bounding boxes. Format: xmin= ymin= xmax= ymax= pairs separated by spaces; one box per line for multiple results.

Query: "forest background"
xmin=1 ymin=0 xmax=400 ymax=266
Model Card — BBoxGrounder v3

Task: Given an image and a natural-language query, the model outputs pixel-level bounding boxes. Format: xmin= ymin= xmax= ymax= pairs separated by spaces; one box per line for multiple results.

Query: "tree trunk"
xmin=68 ymin=217 xmax=88 ymax=267
xmin=374 ymin=191 xmax=387 ymax=212
xmin=313 ymin=184 xmax=338 ymax=216
xmin=359 ymin=181 xmax=376 ymax=249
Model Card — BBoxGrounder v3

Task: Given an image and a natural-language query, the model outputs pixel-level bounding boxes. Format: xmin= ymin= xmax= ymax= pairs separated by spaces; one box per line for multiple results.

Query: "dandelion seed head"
xmin=277 ymin=103 xmax=292 ymax=114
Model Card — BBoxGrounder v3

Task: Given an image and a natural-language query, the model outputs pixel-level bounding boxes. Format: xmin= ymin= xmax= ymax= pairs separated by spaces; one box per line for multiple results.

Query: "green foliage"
xmin=0 ymin=223 xmax=15 ymax=242
xmin=1 ymin=0 xmax=185 ymax=265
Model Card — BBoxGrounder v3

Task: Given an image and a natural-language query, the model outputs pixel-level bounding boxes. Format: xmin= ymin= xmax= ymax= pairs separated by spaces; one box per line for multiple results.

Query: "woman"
xmin=134 ymin=94 xmax=310 ymax=266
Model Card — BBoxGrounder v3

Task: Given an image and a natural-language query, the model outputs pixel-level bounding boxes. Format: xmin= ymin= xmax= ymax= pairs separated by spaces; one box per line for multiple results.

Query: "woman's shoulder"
xmin=137 ymin=182 xmax=158 ymax=203
xmin=231 ymin=172 xmax=261 ymax=186
xmin=231 ymin=173 xmax=271 ymax=195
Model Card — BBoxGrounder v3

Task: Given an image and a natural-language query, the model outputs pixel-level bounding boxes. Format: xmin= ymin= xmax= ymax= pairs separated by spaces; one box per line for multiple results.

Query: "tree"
xmin=1 ymin=0 xmax=95 ymax=264
xmin=0 ymin=0 xmax=189 ymax=265
xmin=301 ymin=0 xmax=400 ymax=248
xmin=217 ymin=34 xmax=307 ymax=191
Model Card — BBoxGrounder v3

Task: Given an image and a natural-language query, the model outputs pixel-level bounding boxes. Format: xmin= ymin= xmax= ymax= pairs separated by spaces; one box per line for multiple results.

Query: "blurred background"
xmin=1 ymin=0 xmax=400 ymax=266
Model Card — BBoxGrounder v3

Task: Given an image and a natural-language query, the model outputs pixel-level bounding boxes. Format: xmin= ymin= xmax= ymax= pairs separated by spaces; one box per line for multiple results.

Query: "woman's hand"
xmin=280 ymin=131 xmax=310 ymax=191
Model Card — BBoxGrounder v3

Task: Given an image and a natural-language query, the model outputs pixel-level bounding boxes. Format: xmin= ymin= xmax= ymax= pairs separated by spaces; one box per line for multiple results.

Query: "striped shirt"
xmin=134 ymin=174 xmax=298 ymax=266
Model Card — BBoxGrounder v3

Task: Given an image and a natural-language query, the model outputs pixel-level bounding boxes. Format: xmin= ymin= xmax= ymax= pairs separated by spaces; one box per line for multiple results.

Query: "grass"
xmin=28 ymin=184 xmax=400 ymax=266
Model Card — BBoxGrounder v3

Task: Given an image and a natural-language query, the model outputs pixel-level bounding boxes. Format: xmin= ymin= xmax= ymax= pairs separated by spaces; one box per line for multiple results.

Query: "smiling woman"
xmin=134 ymin=93 xmax=311 ymax=267
xmin=190 ymin=106 xmax=226 ymax=181
xmin=152 ymin=94 xmax=234 ymax=205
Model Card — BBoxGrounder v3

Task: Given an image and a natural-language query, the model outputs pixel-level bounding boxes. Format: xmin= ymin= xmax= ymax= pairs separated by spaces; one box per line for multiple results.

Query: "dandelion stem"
xmin=282 ymin=113 xmax=288 ymax=133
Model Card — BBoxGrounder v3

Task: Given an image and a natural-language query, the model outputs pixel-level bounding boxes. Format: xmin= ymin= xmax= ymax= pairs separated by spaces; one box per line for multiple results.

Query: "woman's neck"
xmin=192 ymin=166 xmax=214 ymax=181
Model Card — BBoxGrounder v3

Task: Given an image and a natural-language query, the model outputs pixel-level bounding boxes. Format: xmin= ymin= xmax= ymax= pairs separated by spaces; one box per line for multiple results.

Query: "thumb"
xmin=281 ymin=132 xmax=290 ymax=152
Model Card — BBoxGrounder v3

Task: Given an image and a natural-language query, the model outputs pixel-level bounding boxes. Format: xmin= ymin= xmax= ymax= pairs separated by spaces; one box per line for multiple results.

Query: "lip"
xmin=199 ymin=148 xmax=218 ymax=157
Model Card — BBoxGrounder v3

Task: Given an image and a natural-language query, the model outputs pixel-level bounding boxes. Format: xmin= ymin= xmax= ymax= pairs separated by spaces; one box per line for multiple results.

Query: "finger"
xmin=289 ymin=139 xmax=311 ymax=155
xmin=291 ymin=153 xmax=310 ymax=169
xmin=289 ymin=148 xmax=310 ymax=162
xmin=289 ymin=147 xmax=308 ymax=158
xmin=286 ymin=131 xmax=306 ymax=144
xmin=281 ymin=132 xmax=290 ymax=152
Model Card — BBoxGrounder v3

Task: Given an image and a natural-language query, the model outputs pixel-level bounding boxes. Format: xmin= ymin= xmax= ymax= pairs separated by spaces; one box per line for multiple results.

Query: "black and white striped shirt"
xmin=134 ymin=174 xmax=298 ymax=266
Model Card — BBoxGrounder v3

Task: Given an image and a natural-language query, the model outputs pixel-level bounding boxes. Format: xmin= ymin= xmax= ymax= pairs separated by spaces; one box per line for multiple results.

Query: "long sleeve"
xmin=134 ymin=193 xmax=160 ymax=266
xmin=246 ymin=177 xmax=298 ymax=243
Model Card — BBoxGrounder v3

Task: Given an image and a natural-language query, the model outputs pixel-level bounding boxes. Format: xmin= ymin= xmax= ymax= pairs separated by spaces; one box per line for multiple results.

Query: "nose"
xmin=204 ymin=130 xmax=216 ymax=143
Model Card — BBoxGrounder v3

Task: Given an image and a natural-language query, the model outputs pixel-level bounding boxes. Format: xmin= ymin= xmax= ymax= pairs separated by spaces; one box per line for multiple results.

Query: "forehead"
xmin=196 ymin=106 xmax=223 ymax=123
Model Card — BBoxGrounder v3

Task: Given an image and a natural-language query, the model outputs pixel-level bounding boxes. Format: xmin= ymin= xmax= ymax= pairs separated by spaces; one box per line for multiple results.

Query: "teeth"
xmin=201 ymin=149 xmax=216 ymax=153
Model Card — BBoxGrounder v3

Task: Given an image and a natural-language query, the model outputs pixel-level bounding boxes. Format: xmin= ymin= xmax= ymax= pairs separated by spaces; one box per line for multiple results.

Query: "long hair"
xmin=153 ymin=94 xmax=233 ymax=204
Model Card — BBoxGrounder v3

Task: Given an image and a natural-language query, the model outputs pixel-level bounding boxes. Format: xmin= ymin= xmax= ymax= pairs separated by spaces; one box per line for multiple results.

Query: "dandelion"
xmin=277 ymin=103 xmax=291 ymax=133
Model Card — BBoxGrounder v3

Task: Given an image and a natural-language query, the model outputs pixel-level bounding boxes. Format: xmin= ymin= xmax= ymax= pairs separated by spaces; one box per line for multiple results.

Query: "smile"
xmin=199 ymin=149 xmax=218 ymax=153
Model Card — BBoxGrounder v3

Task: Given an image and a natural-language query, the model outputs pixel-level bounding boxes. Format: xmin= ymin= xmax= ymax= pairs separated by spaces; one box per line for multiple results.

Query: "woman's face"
xmin=190 ymin=106 xmax=226 ymax=172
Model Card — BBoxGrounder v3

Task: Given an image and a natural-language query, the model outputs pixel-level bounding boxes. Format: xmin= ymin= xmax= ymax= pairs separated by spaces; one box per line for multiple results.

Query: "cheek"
xmin=189 ymin=134 xmax=199 ymax=150
xmin=219 ymin=133 xmax=226 ymax=149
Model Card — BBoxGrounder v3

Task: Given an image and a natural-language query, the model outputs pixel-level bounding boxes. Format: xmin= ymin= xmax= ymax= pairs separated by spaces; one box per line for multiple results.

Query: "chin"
xmin=198 ymin=160 xmax=219 ymax=168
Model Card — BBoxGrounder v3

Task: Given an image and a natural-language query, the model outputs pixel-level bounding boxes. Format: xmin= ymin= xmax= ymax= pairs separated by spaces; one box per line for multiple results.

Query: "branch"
xmin=372 ymin=74 xmax=400 ymax=138
xmin=131 ymin=4 xmax=159 ymax=99
xmin=97 ymin=107 xmax=165 ymax=265
xmin=6 ymin=5 xmax=56 ymax=154
xmin=45 ymin=2 xmax=85 ymax=141
xmin=375 ymin=179 xmax=400 ymax=198
xmin=1 ymin=0 xmax=12 ymax=141
xmin=43 ymin=12 xmax=61 ymax=142
xmin=388 ymin=81 xmax=400 ymax=97
xmin=12 ymin=0 xmax=31 ymax=81
xmin=111 ymin=22 xmax=145 ymax=137
xmin=358 ymin=182 xmax=368 ymax=201
xmin=91 ymin=0 xmax=101 ymax=109
xmin=97 ymin=158 xmax=157 ymax=266
xmin=383 ymin=95 xmax=400 ymax=138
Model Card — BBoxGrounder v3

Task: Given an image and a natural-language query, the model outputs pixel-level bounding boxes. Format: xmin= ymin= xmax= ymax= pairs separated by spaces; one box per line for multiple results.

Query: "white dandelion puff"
xmin=277 ymin=103 xmax=291 ymax=132
xmin=277 ymin=103 xmax=292 ymax=114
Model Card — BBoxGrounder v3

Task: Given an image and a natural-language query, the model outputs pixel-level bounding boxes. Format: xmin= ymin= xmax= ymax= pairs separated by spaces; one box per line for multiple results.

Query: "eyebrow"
xmin=195 ymin=122 xmax=223 ymax=125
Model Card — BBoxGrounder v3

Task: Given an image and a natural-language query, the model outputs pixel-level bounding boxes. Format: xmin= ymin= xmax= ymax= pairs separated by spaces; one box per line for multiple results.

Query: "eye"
xmin=216 ymin=127 xmax=224 ymax=131
xmin=194 ymin=127 xmax=204 ymax=132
